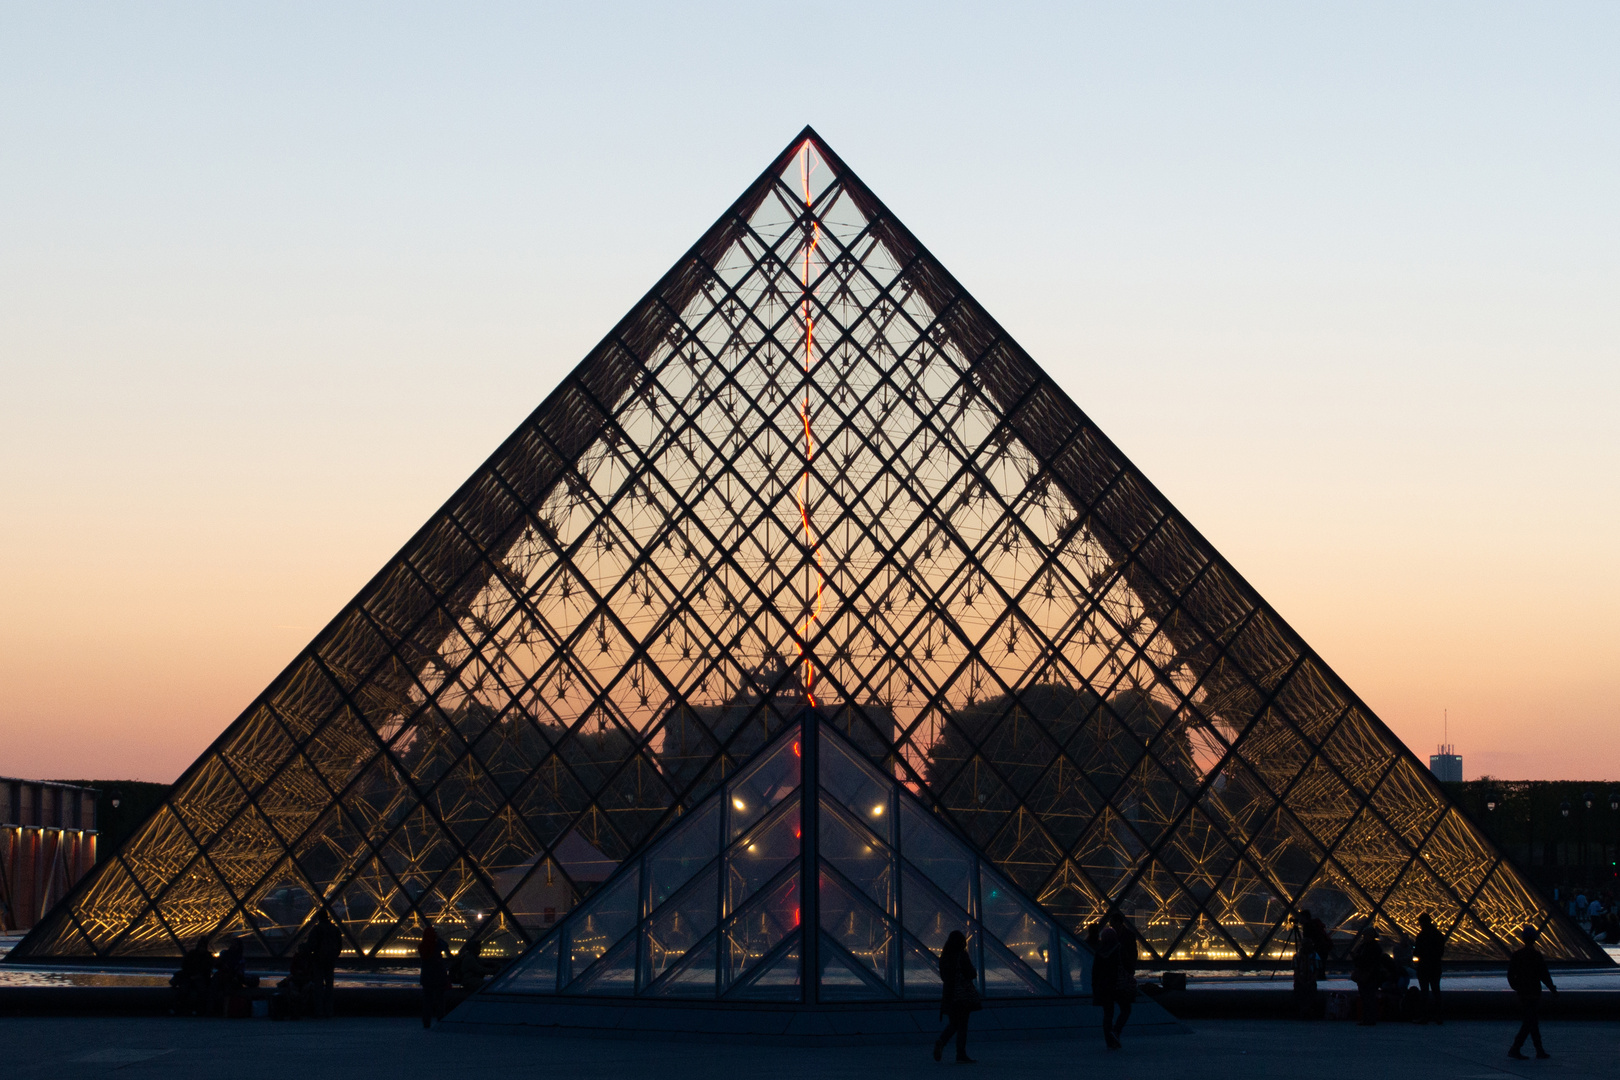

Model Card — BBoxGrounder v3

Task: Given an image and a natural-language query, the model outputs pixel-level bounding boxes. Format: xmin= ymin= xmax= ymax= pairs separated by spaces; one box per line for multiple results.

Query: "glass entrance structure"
xmin=489 ymin=713 xmax=1089 ymax=1003
xmin=8 ymin=128 xmax=1604 ymax=969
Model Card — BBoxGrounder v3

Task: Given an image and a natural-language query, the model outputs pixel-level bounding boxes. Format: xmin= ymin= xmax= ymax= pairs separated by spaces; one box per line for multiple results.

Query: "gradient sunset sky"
xmin=2 ymin=3 xmax=1616 ymax=783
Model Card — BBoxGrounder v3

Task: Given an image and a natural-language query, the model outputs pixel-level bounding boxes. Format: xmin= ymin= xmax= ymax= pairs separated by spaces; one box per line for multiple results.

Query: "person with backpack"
xmin=932 ymin=930 xmax=980 ymax=1063
xmin=1507 ymin=925 xmax=1557 ymax=1060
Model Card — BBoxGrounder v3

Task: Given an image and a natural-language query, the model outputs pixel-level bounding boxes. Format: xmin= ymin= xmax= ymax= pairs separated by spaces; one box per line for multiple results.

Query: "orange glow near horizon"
xmin=796 ymin=142 xmax=827 ymax=707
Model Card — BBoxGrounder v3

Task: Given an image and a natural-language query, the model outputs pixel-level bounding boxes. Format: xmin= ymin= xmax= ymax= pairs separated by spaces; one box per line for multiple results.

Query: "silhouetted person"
xmin=1301 ymin=910 xmax=1333 ymax=976
xmin=932 ymin=930 xmax=980 ymax=1063
xmin=1413 ymin=912 xmax=1444 ymax=1024
xmin=450 ymin=937 xmax=494 ymax=991
xmin=309 ymin=909 xmax=343 ymax=992
xmin=272 ymin=940 xmax=319 ymax=1020
xmin=1507 ymin=925 xmax=1557 ymax=1060
xmin=308 ymin=909 xmax=343 ymax=1017
xmin=1350 ymin=927 xmax=1392 ymax=1026
xmin=169 ymin=937 xmax=212 ymax=1015
xmin=417 ymin=925 xmax=451 ymax=1029
xmin=1093 ymin=915 xmax=1136 ymax=1047
xmin=1291 ymin=916 xmax=1319 ymax=1019
xmin=1091 ymin=923 xmax=1116 ymax=1045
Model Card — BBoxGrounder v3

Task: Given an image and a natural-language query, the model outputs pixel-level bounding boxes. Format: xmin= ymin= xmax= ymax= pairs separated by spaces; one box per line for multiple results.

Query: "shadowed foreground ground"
xmin=2 ymin=1015 xmax=1616 ymax=1080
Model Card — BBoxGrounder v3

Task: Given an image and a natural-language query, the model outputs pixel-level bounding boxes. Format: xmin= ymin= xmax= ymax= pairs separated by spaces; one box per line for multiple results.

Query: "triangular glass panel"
xmin=898 ymin=800 xmax=974 ymax=908
xmin=642 ymin=865 xmax=720 ymax=985
xmin=644 ymin=801 xmax=721 ymax=909
xmin=724 ymin=933 xmax=801 ymax=1001
xmin=978 ymin=936 xmax=1048 ymax=997
xmin=565 ymin=934 xmax=638 ymax=996
xmin=723 ymin=869 xmax=801 ymax=990
xmin=819 ymin=797 xmax=894 ymax=912
xmin=646 ymin=935 xmax=719 ymax=998
xmin=560 ymin=864 xmax=639 ymax=985
xmin=817 ymin=932 xmax=895 ymax=1001
xmin=818 ymin=863 xmax=896 ymax=990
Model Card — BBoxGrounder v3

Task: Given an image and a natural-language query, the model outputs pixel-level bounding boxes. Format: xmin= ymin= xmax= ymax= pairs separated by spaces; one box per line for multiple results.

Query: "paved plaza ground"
xmin=3 ymin=1015 xmax=1615 ymax=1080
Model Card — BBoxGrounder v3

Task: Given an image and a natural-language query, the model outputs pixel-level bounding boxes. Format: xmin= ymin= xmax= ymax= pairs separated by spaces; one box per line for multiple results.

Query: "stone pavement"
xmin=2 ymin=1015 xmax=1615 ymax=1080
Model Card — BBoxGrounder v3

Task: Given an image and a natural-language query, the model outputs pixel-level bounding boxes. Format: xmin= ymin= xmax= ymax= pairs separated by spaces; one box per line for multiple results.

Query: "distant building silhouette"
xmin=1430 ymin=745 xmax=1463 ymax=783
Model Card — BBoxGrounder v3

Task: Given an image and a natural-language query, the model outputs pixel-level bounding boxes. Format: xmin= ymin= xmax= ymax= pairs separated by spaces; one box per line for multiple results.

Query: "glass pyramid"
xmin=9 ymin=128 xmax=1601 ymax=968
xmin=485 ymin=713 xmax=1089 ymax=1002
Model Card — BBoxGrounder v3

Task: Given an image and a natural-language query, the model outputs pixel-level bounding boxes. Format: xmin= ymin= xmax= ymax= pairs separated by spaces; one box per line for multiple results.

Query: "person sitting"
xmin=169 ymin=937 xmax=212 ymax=1016
xmin=449 ymin=938 xmax=495 ymax=991
xmin=272 ymin=940 xmax=320 ymax=1020
xmin=209 ymin=939 xmax=259 ymax=1016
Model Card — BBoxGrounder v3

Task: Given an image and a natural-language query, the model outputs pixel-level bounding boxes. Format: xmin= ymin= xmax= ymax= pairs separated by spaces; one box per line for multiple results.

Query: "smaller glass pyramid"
xmin=484 ymin=711 xmax=1091 ymax=1002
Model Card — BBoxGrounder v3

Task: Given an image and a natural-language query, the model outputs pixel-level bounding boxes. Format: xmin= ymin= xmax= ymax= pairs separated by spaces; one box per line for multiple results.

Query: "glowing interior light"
xmin=732 ymin=797 xmax=746 ymax=811
xmin=871 ymin=805 xmax=884 ymax=817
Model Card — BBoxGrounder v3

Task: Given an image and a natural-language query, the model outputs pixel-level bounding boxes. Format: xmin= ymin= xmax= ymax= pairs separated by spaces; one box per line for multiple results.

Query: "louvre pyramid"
xmin=482 ymin=712 xmax=1090 ymax=1003
xmin=12 ymin=128 xmax=1600 ymax=967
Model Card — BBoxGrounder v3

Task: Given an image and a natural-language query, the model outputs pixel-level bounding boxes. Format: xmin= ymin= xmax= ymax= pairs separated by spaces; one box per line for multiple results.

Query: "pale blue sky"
xmin=2 ymin=2 xmax=1616 ymax=780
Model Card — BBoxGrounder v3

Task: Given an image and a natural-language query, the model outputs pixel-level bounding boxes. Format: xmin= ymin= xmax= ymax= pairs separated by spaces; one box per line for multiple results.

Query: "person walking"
xmin=1412 ymin=912 xmax=1444 ymax=1024
xmin=417 ymin=924 xmax=451 ymax=1029
xmin=1091 ymin=922 xmax=1117 ymax=1047
xmin=1507 ymin=926 xmax=1557 ymax=1060
xmin=932 ymin=931 xmax=980 ymax=1064
xmin=1091 ymin=917 xmax=1134 ymax=1048
xmin=1105 ymin=915 xmax=1137 ymax=1046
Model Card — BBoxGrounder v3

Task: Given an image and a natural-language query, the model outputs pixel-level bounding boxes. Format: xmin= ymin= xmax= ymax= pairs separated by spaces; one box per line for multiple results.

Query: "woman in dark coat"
xmin=933 ymin=931 xmax=980 ymax=1064
xmin=1093 ymin=916 xmax=1136 ymax=1048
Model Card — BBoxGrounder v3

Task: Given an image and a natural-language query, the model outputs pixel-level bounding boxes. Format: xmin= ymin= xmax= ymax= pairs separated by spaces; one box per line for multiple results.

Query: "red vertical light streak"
xmin=796 ymin=143 xmax=826 ymax=707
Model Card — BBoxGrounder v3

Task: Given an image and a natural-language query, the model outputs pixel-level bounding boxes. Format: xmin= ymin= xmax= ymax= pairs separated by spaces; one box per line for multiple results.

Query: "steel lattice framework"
xmin=10 ymin=129 xmax=1601 ymax=967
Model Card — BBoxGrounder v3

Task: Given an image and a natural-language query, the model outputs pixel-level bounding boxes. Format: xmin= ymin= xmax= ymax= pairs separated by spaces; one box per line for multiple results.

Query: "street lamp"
xmin=1560 ymin=800 xmax=1571 ymax=819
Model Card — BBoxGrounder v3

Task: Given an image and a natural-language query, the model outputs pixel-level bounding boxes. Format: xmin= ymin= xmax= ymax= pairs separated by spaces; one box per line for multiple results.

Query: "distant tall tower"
xmin=1430 ymin=709 xmax=1463 ymax=782
xmin=1430 ymin=744 xmax=1463 ymax=782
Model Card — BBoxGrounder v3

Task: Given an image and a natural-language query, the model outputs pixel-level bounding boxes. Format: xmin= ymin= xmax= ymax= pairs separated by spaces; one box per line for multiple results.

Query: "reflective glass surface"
xmin=20 ymin=131 xmax=1589 ymax=970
